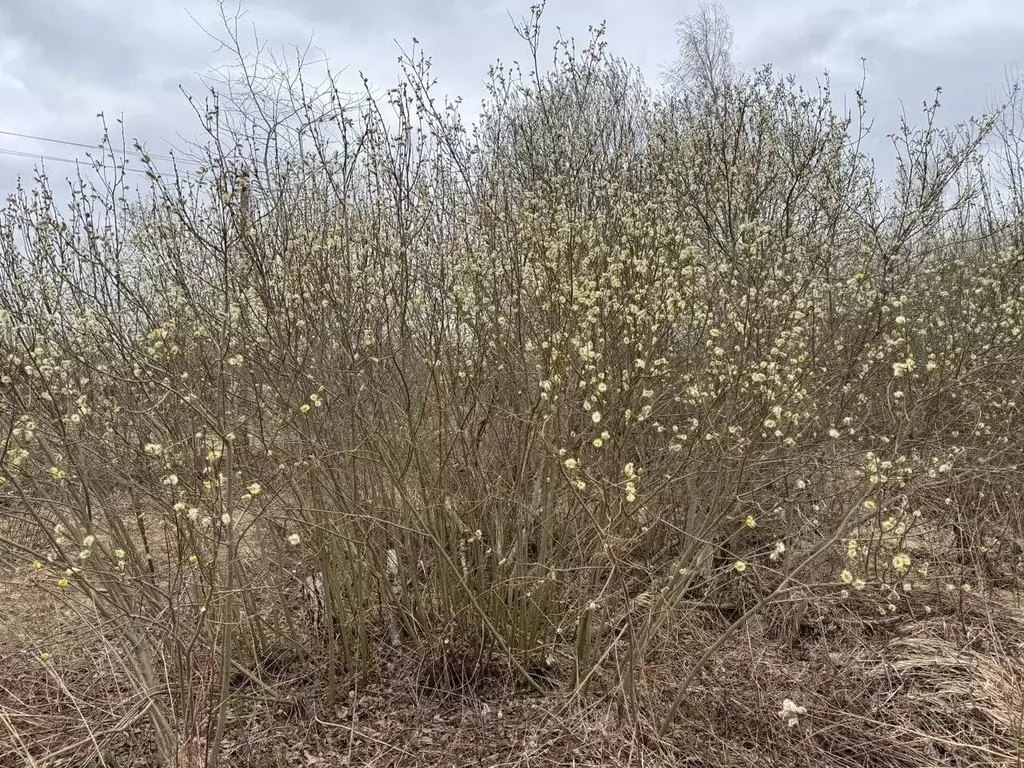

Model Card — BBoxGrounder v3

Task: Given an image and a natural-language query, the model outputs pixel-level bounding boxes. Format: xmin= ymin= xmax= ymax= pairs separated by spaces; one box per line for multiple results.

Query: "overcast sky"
xmin=1 ymin=0 xmax=1022 ymax=199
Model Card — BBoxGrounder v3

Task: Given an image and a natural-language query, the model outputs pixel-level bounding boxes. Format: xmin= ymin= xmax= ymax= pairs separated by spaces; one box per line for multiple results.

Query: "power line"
xmin=0 ymin=128 xmax=203 ymax=166
xmin=0 ymin=147 xmax=167 ymax=176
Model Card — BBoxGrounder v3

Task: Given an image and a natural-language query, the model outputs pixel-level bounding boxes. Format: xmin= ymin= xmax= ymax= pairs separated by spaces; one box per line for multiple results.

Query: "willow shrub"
xmin=1 ymin=9 xmax=1023 ymax=763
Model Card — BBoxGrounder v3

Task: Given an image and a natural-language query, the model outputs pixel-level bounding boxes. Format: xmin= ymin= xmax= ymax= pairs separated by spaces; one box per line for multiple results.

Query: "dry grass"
xmin=4 ymin=540 xmax=1024 ymax=767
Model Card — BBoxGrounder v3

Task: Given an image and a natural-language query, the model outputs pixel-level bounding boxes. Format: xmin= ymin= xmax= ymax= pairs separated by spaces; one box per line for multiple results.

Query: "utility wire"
xmin=0 ymin=147 xmax=164 ymax=176
xmin=0 ymin=128 xmax=203 ymax=166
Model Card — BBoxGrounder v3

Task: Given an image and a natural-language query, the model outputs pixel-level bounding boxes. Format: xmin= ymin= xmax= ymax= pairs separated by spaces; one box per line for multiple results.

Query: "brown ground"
xmin=2 ymin=530 xmax=1024 ymax=767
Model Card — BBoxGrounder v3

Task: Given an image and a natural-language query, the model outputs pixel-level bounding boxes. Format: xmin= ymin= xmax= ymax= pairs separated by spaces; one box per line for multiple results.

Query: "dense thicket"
xmin=2 ymin=5 xmax=1024 ymax=765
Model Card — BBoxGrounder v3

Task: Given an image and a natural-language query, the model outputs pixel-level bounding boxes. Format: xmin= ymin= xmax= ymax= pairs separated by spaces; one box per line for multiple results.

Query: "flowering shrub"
xmin=1 ymin=6 xmax=1023 ymax=762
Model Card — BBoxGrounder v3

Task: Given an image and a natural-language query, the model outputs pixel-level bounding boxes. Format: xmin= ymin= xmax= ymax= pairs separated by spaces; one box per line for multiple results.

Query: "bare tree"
xmin=664 ymin=0 xmax=735 ymax=97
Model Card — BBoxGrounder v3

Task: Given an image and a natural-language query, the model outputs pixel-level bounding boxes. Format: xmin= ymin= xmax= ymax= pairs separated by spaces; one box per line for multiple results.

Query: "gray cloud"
xmin=0 ymin=0 xmax=1021 ymax=197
